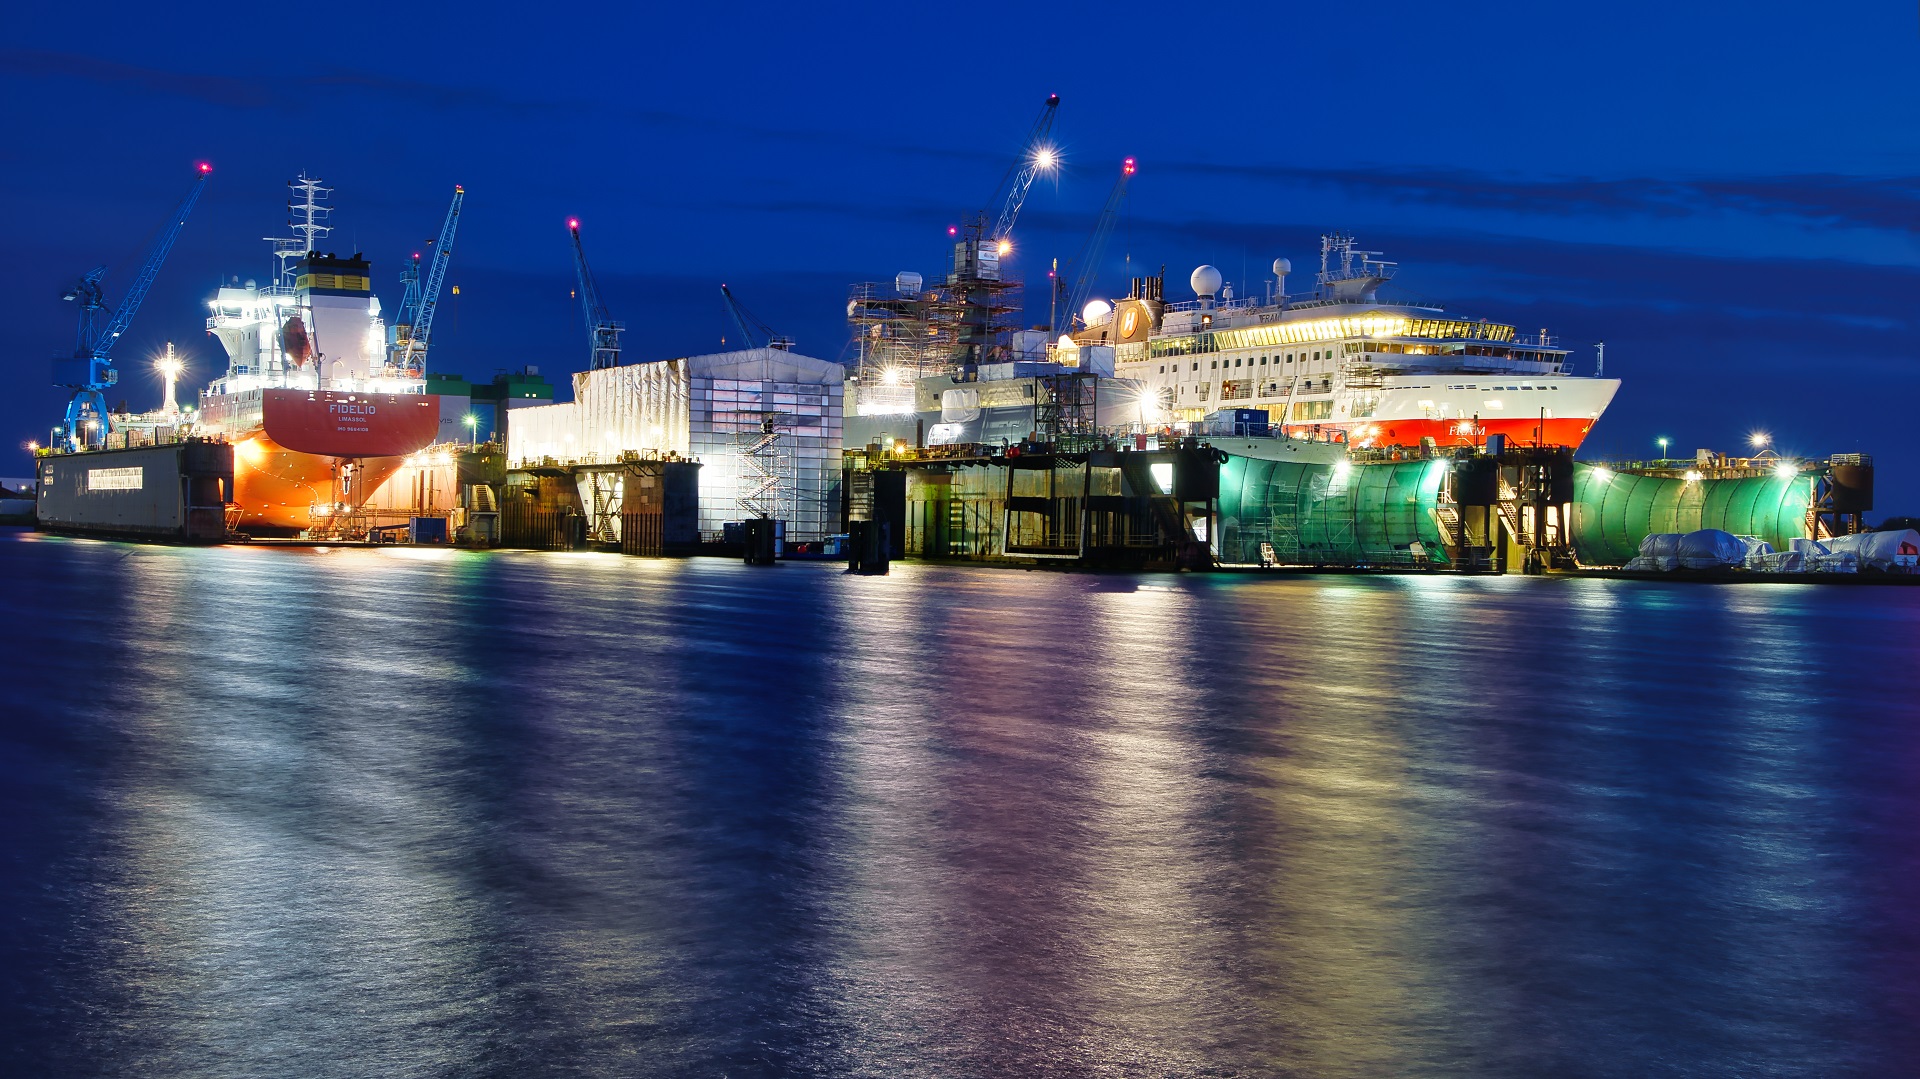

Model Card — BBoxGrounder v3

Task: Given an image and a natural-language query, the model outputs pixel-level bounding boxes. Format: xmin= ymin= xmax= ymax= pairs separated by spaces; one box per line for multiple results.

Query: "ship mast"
xmin=267 ymin=173 xmax=332 ymax=286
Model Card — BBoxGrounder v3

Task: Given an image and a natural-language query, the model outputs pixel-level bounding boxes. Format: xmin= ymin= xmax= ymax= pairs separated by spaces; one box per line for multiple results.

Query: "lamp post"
xmin=1656 ymin=437 xmax=1670 ymax=462
xmin=462 ymin=413 xmax=478 ymax=448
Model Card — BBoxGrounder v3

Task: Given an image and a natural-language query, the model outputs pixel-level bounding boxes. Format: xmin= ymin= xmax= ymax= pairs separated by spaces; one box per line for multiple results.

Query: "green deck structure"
xmin=1568 ymin=464 xmax=1815 ymax=566
xmin=1217 ymin=455 xmax=1452 ymax=566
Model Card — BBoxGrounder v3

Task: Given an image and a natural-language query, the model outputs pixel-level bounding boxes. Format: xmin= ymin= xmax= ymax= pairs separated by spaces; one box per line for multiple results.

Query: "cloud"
xmin=0 ymin=48 xmax=275 ymax=108
xmin=1156 ymin=162 xmax=1920 ymax=234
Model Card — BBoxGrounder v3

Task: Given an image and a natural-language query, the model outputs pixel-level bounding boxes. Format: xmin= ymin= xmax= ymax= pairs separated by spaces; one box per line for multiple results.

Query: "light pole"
xmin=1656 ymin=437 xmax=1670 ymax=462
xmin=462 ymin=413 xmax=478 ymax=448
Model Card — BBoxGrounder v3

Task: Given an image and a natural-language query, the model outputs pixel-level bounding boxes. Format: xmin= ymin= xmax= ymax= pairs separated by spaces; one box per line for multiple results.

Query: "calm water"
xmin=3 ymin=530 xmax=1918 ymax=1078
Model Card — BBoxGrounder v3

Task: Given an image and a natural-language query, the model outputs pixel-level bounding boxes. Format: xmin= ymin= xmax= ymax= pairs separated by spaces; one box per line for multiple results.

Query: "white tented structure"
xmin=507 ymin=348 xmax=844 ymax=541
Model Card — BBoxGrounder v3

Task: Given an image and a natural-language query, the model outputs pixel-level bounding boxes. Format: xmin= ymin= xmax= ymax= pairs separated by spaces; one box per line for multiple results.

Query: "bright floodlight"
xmin=1033 ymin=146 xmax=1060 ymax=171
xmin=1683 ymin=470 xmax=1703 ymax=483
xmin=1774 ymin=461 xmax=1798 ymax=479
xmin=997 ymin=239 xmax=1012 ymax=257
xmin=1749 ymin=431 xmax=1770 ymax=448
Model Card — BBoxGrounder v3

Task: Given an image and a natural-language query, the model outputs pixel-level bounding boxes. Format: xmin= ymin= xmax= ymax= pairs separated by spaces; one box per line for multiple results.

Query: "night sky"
xmin=6 ymin=4 xmax=1917 ymax=508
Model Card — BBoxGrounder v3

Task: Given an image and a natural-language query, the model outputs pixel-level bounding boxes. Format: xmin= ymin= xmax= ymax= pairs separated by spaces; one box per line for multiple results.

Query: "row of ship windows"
xmin=1159 ymin=351 xmax=1332 ymax=375
xmin=1448 ymin=384 xmax=1559 ymax=391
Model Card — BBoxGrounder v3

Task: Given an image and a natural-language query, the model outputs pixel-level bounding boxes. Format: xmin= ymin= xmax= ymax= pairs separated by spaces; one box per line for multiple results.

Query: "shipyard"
xmin=13 ymin=9 xmax=1920 ymax=1078
xmin=14 ymin=102 xmax=1913 ymax=582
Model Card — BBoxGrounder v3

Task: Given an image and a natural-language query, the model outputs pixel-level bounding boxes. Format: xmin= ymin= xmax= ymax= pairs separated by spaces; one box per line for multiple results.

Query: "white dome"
xmin=1272 ymin=258 xmax=1292 ymax=276
xmin=895 ymin=270 xmax=923 ymax=295
xmin=1190 ymin=264 xmax=1223 ymax=298
xmin=1082 ymin=299 xmax=1112 ymax=326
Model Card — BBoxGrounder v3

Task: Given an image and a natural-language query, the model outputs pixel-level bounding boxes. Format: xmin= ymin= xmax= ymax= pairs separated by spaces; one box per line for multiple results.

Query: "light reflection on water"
xmin=4 ymin=533 xmax=1919 ymax=1078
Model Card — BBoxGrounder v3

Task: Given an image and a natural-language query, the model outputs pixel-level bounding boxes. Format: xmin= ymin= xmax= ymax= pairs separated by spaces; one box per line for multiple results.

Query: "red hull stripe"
xmin=1283 ymin=416 xmax=1599 ymax=449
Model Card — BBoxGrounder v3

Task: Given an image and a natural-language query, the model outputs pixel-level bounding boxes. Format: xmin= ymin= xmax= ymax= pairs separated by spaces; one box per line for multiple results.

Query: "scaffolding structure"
xmin=735 ymin=412 xmax=796 ymax=522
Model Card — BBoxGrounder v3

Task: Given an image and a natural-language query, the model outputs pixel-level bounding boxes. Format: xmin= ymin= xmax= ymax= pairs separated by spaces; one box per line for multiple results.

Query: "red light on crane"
xmin=197 ymin=162 xmax=213 ymax=173
xmin=567 ymin=218 xmax=580 ymax=230
xmin=947 ymin=226 xmax=957 ymax=236
xmin=1123 ymin=157 xmax=1136 ymax=176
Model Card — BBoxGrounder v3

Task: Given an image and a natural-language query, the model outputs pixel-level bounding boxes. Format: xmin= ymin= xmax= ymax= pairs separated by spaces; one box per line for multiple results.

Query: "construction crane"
xmin=567 ymin=218 xmax=623 ymax=370
xmin=1064 ymin=157 xmax=1136 ymax=330
xmin=720 ymin=284 xmax=793 ymax=351
xmin=393 ymin=185 xmax=463 ymax=375
xmin=986 ymin=93 xmax=1061 ymax=242
xmin=386 ymin=252 xmax=424 ymax=366
xmin=54 ymin=163 xmax=211 ymax=446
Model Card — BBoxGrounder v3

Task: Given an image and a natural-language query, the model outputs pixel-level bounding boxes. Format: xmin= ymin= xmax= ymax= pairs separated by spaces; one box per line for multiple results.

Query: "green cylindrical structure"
xmin=1568 ymin=464 xmax=1815 ymax=566
xmin=1217 ymin=455 xmax=1451 ymax=566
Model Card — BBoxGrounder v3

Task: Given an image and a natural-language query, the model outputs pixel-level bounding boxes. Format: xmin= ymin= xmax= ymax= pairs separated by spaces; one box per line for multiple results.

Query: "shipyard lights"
xmin=1591 ymin=466 xmax=1613 ymax=483
xmin=1774 ymin=461 xmax=1800 ymax=480
xmin=1749 ymin=431 xmax=1771 ymax=450
xmin=997 ymin=239 xmax=1013 ymax=257
xmin=1031 ymin=146 xmax=1060 ymax=173
xmin=1656 ymin=437 xmax=1670 ymax=457
xmin=1683 ymin=470 xmax=1704 ymax=483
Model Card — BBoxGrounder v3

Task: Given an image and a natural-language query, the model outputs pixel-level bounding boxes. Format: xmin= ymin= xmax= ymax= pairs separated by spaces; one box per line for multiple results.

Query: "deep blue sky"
xmin=6 ymin=3 xmax=1918 ymax=508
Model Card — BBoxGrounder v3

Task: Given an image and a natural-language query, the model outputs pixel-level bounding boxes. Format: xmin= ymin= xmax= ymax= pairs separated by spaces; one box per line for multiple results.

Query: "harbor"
xmin=16 ymin=133 xmax=1914 ymax=580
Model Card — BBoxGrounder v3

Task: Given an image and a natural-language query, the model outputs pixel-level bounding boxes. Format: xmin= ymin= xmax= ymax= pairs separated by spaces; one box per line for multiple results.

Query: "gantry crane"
xmin=54 ymin=163 xmax=211 ymax=446
xmin=1064 ymin=157 xmax=1136 ymax=330
xmin=568 ymin=218 xmax=624 ymax=370
xmin=393 ymin=185 xmax=463 ymax=375
xmin=720 ymin=284 xmax=793 ymax=351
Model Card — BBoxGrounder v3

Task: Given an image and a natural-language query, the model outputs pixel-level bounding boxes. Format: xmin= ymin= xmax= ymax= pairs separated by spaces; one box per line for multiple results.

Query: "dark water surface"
xmin=4 ymin=531 xmax=1918 ymax=1078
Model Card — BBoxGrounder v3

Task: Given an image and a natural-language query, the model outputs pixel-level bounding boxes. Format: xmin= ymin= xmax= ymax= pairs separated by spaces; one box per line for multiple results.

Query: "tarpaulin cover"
xmin=1820 ymin=529 xmax=1920 ymax=571
xmin=1570 ymin=465 xmax=1815 ymax=567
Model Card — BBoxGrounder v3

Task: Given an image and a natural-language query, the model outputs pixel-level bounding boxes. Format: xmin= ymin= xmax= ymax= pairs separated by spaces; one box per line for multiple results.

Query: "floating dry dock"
xmin=843 ymin=436 xmax=1892 ymax=577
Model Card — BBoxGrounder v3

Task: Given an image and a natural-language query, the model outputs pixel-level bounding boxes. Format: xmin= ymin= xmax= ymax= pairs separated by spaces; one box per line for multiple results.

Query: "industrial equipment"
xmin=720 ymin=284 xmax=793 ymax=351
xmin=393 ymin=185 xmax=464 ymax=375
xmin=53 ymin=164 xmax=211 ymax=447
xmin=567 ymin=218 xmax=624 ymax=370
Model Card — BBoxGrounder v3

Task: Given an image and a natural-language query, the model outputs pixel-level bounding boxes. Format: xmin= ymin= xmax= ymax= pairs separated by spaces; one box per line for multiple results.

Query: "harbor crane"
xmin=1063 ymin=157 xmax=1136 ymax=330
xmin=985 ymin=93 xmax=1061 ymax=242
xmin=720 ymin=284 xmax=793 ymax=351
xmin=567 ymin=219 xmax=624 ymax=370
xmin=393 ymin=185 xmax=464 ymax=375
xmin=54 ymin=163 xmax=211 ymax=447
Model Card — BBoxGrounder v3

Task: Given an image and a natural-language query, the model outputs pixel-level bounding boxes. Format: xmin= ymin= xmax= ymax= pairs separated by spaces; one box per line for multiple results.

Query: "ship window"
xmin=1260 ymin=356 xmax=1267 ymax=365
xmin=1286 ymin=354 xmax=1293 ymax=363
xmin=1192 ymin=362 xmax=1199 ymax=371
xmin=1159 ymin=365 xmax=1165 ymax=374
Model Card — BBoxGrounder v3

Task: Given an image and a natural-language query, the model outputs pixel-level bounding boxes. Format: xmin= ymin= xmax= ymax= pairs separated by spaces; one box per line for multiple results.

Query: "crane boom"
xmin=720 ymin=284 xmax=793 ymax=351
xmin=989 ymin=93 xmax=1060 ymax=241
xmin=1066 ymin=157 xmax=1136 ymax=329
xmin=54 ymin=164 xmax=211 ymax=446
xmin=396 ymin=186 xmax=463 ymax=375
xmin=568 ymin=219 xmax=624 ymax=370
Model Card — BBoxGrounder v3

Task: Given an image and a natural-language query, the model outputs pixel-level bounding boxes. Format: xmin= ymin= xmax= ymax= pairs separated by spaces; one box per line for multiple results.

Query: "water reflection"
xmin=5 ymin=535 xmax=1920 ymax=1077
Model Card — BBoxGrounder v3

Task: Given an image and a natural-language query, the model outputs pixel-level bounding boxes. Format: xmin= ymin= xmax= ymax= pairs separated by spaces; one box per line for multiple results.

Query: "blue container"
xmin=409 ymin=516 xmax=449 ymax=544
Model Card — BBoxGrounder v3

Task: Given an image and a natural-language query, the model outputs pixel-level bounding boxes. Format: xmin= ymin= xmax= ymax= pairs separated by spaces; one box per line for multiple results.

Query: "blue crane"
xmin=720 ymin=284 xmax=793 ymax=352
xmin=567 ymin=218 xmax=624 ymax=370
xmin=54 ymin=163 xmax=211 ymax=446
xmin=394 ymin=185 xmax=463 ymax=375
xmin=1064 ymin=157 xmax=1136 ymax=330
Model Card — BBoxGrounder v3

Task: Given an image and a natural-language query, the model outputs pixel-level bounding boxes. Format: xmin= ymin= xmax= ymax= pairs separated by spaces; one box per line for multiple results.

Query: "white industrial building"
xmin=507 ymin=348 xmax=844 ymax=541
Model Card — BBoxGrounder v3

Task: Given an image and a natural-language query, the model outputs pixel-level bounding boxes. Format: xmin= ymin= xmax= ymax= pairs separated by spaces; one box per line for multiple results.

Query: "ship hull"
xmin=200 ymin=389 xmax=439 ymax=533
xmin=1281 ymin=414 xmax=1604 ymax=449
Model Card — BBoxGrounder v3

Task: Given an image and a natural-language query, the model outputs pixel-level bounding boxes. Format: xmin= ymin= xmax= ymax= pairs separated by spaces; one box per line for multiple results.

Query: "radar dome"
xmin=1082 ymin=299 xmax=1112 ymax=326
xmin=895 ymin=270 xmax=923 ymax=296
xmin=1190 ymin=264 xmax=1223 ymax=298
xmin=1272 ymin=258 xmax=1292 ymax=276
